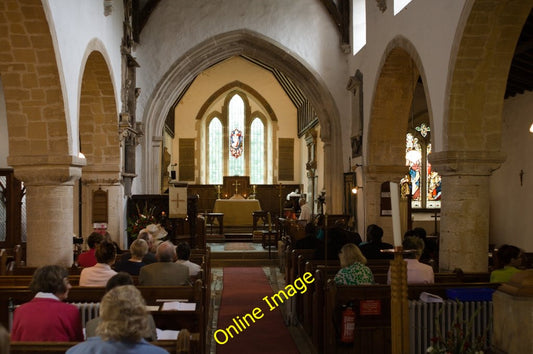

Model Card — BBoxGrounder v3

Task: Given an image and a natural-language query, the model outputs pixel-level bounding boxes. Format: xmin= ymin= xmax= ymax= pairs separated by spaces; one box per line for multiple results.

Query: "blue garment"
xmin=66 ymin=337 xmax=167 ymax=354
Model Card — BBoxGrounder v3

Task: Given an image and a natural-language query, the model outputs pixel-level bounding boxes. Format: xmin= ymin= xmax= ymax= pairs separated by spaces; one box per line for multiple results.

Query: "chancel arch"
xmin=141 ymin=30 xmax=343 ymax=213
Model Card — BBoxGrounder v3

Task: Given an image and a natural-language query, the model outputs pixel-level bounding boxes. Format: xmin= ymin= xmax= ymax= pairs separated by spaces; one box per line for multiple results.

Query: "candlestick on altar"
xmin=389 ymin=181 xmax=402 ymax=247
xmin=215 ymin=185 xmax=221 ymax=199
xmin=267 ymin=212 xmax=272 ymax=232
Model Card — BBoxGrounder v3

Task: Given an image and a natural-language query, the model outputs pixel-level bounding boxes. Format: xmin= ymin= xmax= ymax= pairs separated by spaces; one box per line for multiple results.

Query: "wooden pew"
xmin=10 ymin=332 xmax=201 ymax=354
xmin=0 ymin=281 xmax=206 ymax=354
xmin=322 ymin=281 xmax=501 ymax=354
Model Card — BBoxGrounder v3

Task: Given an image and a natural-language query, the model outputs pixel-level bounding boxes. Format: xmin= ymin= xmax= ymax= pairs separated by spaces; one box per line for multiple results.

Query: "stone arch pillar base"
xmin=430 ymin=151 xmax=505 ymax=272
xmin=8 ymin=155 xmax=85 ymax=267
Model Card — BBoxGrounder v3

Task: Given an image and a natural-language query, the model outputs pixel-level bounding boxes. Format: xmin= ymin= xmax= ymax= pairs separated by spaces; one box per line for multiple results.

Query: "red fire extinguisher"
xmin=341 ymin=304 xmax=356 ymax=343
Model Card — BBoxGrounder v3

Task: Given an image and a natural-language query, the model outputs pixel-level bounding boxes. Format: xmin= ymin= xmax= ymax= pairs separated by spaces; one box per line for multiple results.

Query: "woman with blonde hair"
xmin=114 ymin=239 xmax=148 ymax=275
xmin=67 ymin=285 xmax=167 ymax=354
xmin=334 ymin=243 xmax=374 ymax=285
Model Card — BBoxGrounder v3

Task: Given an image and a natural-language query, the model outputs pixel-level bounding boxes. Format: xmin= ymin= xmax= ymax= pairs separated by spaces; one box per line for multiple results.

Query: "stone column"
xmin=430 ymin=151 xmax=505 ymax=272
xmin=9 ymin=155 xmax=85 ymax=267
xmin=363 ymin=164 xmax=407 ymax=244
xmin=81 ymin=170 xmax=124 ymax=249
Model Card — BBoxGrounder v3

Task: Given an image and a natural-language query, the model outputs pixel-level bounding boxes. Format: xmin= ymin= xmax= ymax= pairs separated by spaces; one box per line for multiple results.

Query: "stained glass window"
xmin=208 ymin=118 xmax=223 ymax=184
xmin=250 ymin=117 xmax=264 ymax=184
xmin=405 ymin=123 xmax=440 ymax=209
xmin=228 ymin=95 xmax=244 ymax=176
xmin=204 ymin=91 xmax=269 ymax=184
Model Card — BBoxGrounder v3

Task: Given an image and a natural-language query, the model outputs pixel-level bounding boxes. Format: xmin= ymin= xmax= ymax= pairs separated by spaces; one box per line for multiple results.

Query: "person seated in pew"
xmin=490 ymin=244 xmax=524 ymax=283
xmin=85 ymin=272 xmax=157 ymax=341
xmin=66 ymin=285 xmax=167 ymax=354
xmin=11 ymin=265 xmax=84 ymax=342
xmin=387 ymin=237 xmax=434 ymax=285
xmin=313 ymin=219 xmax=362 ymax=260
xmin=80 ymin=241 xmax=118 ymax=287
xmin=293 ymin=222 xmax=319 ymax=250
xmin=334 ymin=243 xmax=374 ymax=285
xmin=175 ymin=241 xmax=201 ymax=277
xmin=77 ymin=232 xmax=104 ymax=268
xmin=359 ymin=224 xmax=394 ymax=260
xmin=114 ymin=239 xmax=148 ymax=276
xmin=407 ymin=227 xmax=438 ymax=265
xmin=120 ymin=229 xmax=157 ymax=265
xmin=139 ymin=241 xmax=190 ymax=286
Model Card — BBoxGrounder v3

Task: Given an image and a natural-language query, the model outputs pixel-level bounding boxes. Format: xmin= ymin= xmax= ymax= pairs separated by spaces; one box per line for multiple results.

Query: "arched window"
xmin=250 ymin=117 xmax=264 ymax=184
xmin=204 ymin=91 xmax=270 ymax=185
xmin=208 ymin=118 xmax=223 ymax=184
xmin=228 ymin=95 xmax=245 ymax=176
xmin=405 ymin=123 xmax=441 ymax=209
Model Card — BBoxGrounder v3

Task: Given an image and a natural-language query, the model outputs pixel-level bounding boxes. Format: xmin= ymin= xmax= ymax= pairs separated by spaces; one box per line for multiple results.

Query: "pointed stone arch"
xmin=0 ymin=2 xmax=70 ymax=161
xmin=142 ymin=30 xmax=343 ymax=212
xmin=444 ymin=0 xmax=531 ymax=153
xmin=79 ymin=50 xmax=123 ymax=245
xmin=0 ymin=2 xmax=83 ymax=266
xmin=429 ymin=0 xmax=532 ymax=272
xmin=365 ymin=36 xmax=430 ymax=230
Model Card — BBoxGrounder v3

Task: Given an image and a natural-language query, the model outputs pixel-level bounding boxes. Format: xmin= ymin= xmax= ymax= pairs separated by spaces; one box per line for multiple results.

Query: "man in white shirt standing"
xmin=298 ymin=197 xmax=312 ymax=224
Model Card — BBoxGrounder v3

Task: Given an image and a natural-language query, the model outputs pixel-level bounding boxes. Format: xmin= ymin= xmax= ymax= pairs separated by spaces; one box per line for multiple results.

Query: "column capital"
xmin=81 ymin=166 xmax=122 ymax=185
xmin=364 ymin=164 xmax=408 ymax=183
xmin=7 ymin=154 xmax=86 ymax=186
xmin=429 ymin=150 xmax=506 ymax=176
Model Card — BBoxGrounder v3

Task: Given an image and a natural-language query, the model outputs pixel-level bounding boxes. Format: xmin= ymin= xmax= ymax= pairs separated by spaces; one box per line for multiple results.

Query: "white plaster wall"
xmin=43 ymin=0 xmax=124 ymax=154
xmin=349 ymin=0 xmax=467 ymax=155
xmin=0 ymin=78 xmax=8 ymax=168
xmin=134 ymin=0 xmax=350 ymax=175
xmin=490 ymin=91 xmax=533 ymax=252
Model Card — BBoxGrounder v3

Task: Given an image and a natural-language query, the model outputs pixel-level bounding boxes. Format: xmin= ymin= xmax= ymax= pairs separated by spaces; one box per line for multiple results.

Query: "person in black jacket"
xmin=359 ymin=224 xmax=393 ymax=260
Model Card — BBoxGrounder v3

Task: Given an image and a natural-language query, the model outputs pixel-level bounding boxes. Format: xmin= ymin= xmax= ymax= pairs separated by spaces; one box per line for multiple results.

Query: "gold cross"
xmin=171 ymin=192 xmax=186 ymax=209
xmin=232 ymin=180 xmax=241 ymax=194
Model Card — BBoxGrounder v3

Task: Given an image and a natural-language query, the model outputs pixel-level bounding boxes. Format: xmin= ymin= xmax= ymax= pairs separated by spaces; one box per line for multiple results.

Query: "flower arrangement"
xmin=127 ymin=205 xmax=157 ymax=243
xmin=426 ymin=302 xmax=488 ymax=354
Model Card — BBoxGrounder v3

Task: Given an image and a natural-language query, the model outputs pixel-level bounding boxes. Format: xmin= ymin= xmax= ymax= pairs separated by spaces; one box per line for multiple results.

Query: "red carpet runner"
xmin=216 ymin=267 xmax=300 ymax=353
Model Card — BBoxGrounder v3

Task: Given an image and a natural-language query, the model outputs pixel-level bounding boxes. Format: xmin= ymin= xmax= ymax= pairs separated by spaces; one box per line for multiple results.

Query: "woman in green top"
xmin=490 ymin=244 xmax=523 ymax=283
xmin=334 ymin=243 xmax=374 ymax=285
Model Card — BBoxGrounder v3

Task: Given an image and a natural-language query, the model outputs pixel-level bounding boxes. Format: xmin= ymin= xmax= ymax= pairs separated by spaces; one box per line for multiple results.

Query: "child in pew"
xmin=85 ymin=272 xmax=157 ymax=341
xmin=334 ymin=243 xmax=374 ymax=285
xmin=387 ymin=237 xmax=434 ymax=285
xmin=490 ymin=244 xmax=524 ymax=283
xmin=67 ymin=285 xmax=167 ymax=354
xmin=11 ymin=265 xmax=84 ymax=342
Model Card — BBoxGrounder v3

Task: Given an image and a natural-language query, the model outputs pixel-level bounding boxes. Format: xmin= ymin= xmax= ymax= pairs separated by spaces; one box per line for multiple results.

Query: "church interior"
xmin=0 ymin=0 xmax=532 ymax=353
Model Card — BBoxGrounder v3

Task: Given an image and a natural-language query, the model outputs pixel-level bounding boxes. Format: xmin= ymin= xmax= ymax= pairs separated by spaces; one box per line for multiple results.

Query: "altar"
xmin=213 ymin=199 xmax=261 ymax=227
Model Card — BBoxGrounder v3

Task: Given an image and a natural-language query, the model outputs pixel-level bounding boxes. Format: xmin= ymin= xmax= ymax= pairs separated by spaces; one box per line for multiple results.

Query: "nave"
xmin=207 ymin=243 xmax=315 ymax=354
